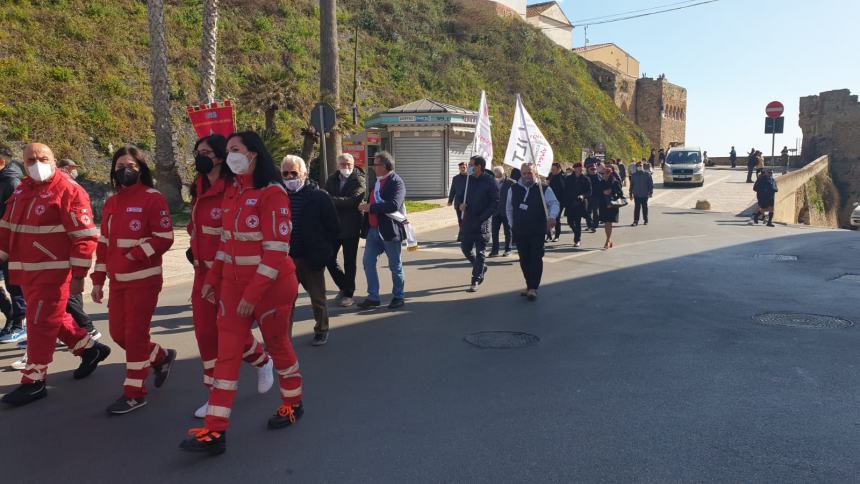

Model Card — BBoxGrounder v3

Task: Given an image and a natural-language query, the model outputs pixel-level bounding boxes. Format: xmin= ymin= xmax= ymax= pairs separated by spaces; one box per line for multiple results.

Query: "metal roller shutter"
xmin=393 ymin=133 xmax=445 ymax=198
xmin=447 ymin=133 xmax=474 ymax=189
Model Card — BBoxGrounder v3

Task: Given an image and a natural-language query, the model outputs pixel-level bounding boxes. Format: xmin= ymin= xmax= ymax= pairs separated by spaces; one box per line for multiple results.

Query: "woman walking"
xmin=187 ymin=135 xmax=274 ymax=419
xmin=180 ymin=132 xmax=302 ymax=456
xmin=598 ymin=165 xmax=625 ymax=249
xmin=91 ymin=146 xmax=177 ymax=414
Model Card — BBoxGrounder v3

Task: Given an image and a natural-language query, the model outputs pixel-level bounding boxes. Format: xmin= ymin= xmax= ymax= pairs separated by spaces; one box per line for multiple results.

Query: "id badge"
xmin=519 ymin=203 xmax=529 ymax=210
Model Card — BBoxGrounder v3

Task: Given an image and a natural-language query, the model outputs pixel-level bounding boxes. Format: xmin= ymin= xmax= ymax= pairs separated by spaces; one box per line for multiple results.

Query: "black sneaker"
xmin=478 ymin=266 xmax=488 ymax=284
xmin=180 ymin=428 xmax=226 ymax=456
xmin=311 ymin=333 xmax=328 ymax=346
xmin=106 ymin=395 xmax=147 ymax=415
xmin=73 ymin=342 xmax=111 ymax=380
xmin=267 ymin=403 xmax=304 ymax=430
xmin=767 ymin=223 xmax=775 ymax=227
xmin=357 ymin=299 xmax=381 ymax=310
xmin=1 ymin=382 xmax=47 ymax=406
xmin=153 ymin=349 xmax=177 ymax=388
xmin=387 ymin=298 xmax=405 ymax=310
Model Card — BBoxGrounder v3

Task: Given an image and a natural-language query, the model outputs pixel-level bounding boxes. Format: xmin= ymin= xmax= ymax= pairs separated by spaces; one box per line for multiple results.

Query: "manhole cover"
xmin=754 ymin=312 xmax=854 ymax=329
xmin=833 ymin=274 xmax=860 ymax=284
xmin=464 ymin=331 xmax=540 ymax=349
xmin=755 ymin=254 xmax=798 ymax=261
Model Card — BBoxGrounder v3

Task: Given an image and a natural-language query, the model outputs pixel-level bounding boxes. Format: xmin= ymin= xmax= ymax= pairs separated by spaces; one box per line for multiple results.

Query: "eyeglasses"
xmin=282 ymin=171 xmax=299 ymax=178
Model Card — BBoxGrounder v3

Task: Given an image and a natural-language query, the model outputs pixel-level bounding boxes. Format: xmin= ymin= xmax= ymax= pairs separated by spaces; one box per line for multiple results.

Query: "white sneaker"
xmin=11 ymin=355 xmax=27 ymax=370
xmin=194 ymin=402 xmax=208 ymax=419
xmin=257 ymin=358 xmax=274 ymax=394
xmin=338 ymin=296 xmax=354 ymax=307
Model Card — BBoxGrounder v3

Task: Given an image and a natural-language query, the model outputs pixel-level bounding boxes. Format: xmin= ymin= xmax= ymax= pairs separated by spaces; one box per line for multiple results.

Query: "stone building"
xmin=634 ymin=75 xmax=687 ymax=150
xmin=525 ymin=2 xmax=574 ymax=49
xmin=573 ymin=43 xmax=639 ymax=78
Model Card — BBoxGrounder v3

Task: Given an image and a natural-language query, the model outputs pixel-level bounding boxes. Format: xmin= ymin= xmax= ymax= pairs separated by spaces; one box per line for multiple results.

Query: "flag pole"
xmin=516 ymin=94 xmax=549 ymax=218
xmin=463 ymin=91 xmax=486 ymax=215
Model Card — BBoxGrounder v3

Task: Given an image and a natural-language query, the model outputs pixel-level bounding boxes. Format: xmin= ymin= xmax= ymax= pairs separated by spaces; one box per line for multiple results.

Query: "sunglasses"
xmin=282 ymin=171 xmax=299 ymax=177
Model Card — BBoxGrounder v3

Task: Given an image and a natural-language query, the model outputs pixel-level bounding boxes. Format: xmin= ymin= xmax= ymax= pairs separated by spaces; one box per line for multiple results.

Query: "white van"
xmin=663 ymin=146 xmax=705 ymax=187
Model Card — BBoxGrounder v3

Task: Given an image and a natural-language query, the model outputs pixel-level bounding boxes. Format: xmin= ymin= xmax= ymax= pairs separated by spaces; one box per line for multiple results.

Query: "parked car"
xmin=851 ymin=202 xmax=860 ymax=229
xmin=663 ymin=146 xmax=705 ymax=187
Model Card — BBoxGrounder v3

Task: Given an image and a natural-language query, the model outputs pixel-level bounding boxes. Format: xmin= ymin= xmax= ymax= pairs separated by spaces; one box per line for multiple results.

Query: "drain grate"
xmin=833 ymin=274 xmax=860 ymax=284
xmin=755 ymin=254 xmax=798 ymax=261
xmin=464 ymin=331 xmax=540 ymax=349
xmin=754 ymin=312 xmax=854 ymax=329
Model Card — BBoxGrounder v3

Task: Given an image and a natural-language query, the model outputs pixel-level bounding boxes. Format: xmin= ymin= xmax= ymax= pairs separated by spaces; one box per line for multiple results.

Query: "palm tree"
xmin=199 ymin=0 xmax=219 ymax=105
xmin=146 ymin=0 xmax=182 ymax=211
xmin=319 ymin=0 xmax=341 ymax=179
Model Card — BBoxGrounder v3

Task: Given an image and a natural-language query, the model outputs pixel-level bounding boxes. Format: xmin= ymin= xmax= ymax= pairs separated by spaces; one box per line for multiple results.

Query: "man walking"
xmin=447 ymin=162 xmax=467 ymax=241
xmin=458 ymin=156 xmax=498 ymax=293
xmin=281 ymin=155 xmax=340 ymax=346
xmin=505 ymin=163 xmax=560 ymax=301
xmin=586 ymin=164 xmax=601 ymax=232
xmin=324 ymin=153 xmax=366 ymax=308
xmin=730 ymin=146 xmax=737 ymax=168
xmin=489 ymin=166 xmax=513 ymax=257
xmin=746 ymin=148 xmax=757 ymax=183
xmin=545 ymin=162 xmax=565 ymax=242
xmin=562 ymin=162 xmax=591 ymax=247
xmin=358 ymin=152 xmax=406 ymax=310
xmin=0 ymin=144 xmax=26 ymax=344
xmin=630 ymin=161 xmax=654 ymax=226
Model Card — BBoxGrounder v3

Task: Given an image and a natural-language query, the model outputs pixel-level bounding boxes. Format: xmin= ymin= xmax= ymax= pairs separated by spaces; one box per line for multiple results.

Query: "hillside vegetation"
xmin=0 ymin=0 xmax=649 ymax=185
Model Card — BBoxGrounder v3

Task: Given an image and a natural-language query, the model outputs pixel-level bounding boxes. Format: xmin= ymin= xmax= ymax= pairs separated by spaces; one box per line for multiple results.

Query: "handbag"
xmin=609 ymin=197 xmax=628 ymax=208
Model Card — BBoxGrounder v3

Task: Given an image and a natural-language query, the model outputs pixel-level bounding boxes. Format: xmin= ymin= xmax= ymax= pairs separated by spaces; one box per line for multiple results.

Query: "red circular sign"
xmin=766 ymin=101 xmax=784 ymax=119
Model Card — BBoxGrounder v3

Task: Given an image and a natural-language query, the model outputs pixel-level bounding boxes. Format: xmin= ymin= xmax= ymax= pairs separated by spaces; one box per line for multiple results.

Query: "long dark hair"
xmin=226 ymin=131 xmax=282 ymax=189
xmin=192 ymin=134 xmax=233 ymax=198
xmin=110 ymin=145 xmax=153 ymax=189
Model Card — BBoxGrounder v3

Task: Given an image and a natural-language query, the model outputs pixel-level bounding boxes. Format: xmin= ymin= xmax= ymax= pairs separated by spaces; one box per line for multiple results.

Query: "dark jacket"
xmin=587 ymin=173 xmax=602 ymax=202
xmin=362 ymin=172 xmax=407 ymax=242
xmin=597 ymin=177 xmax=624 ymax=208
xmin=324 ymin=168 xmax=366 ymax=240
xmin=753 ymin=176 xmax=778 ymax=201
xmin=448 ymin=173 xmax=467 ymax=205
xmin=0 ymin=162 xmax=24 ymax=218
xmin=630 ymin=171 xmax=654 ymax=198
xmin=562 ymin=173 xmax=592 ymax=212
xmin=288 ymin=182 xmax=341 ymax=270
xmin=617 ymin=163 xmax=627 ymax=180
xmin=459 ymin=172 xmax=499 ymax=238
xmin=509 ymin=183 xmax=548 ymax=237
xmin=546 ymin=173 xmax=565 ymax=209
xmin=730 ymin=149 xmax=737 ymax=161
xmin=495 ymin=177 xmax=514 ymax=217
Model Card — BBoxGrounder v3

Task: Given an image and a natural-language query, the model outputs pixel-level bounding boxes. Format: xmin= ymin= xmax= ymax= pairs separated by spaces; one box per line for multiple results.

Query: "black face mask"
xmin=195 ymin=154 xmax=215 ymax=174
xmin=116 ymin=167 xmax=139 ymax=187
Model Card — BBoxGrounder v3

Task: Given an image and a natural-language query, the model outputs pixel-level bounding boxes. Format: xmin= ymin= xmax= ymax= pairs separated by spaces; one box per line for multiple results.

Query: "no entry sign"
xmin=766 ymin=101 xmax=784 ymax=119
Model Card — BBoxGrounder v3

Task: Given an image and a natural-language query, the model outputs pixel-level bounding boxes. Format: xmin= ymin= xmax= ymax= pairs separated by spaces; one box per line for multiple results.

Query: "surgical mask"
xmin=28 ymin=162 xmax=54 ymax=182
xmin=522 ymin=177 xmax=535 ymax=187
xmin=70 ymin=169 xmax=79 ymax=179
xmin=495 ymin=177 xmax=503 ymax=186
xmin=285 ymin=179 xmax=304 ymax=192
xmin=339 ymin=168 xmax=353 ymax=178
xmin=467 ymin=165 xmax=475 ymax=176
xmin=116 ymin=167 xmax=139 ymax=187
xmin=195 ymin=154 xmax=215 ymax=174
xmin=226 ymin=152 xmax=251 ymax=175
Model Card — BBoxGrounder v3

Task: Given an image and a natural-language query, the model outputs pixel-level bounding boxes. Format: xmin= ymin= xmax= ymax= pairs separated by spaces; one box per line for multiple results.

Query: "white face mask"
xmin=339 ymin=168 xmax=353 ymax=178
xmin=226 ymin=152 xmax=251 ymax=175
xmin=28 ymin=162 xmax=54 ymax=182
xmin=284 ymin=179 xmax=304 ymax=192
xmin=70 ymin=169 xmax=79 ymax=179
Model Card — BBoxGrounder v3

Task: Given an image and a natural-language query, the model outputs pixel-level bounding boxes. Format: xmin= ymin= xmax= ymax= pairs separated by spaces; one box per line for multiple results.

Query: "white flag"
xmin=502 ymin=94 xmax=554 ymax=177
xmin=473 ymin=91 xmax=493 ymax=164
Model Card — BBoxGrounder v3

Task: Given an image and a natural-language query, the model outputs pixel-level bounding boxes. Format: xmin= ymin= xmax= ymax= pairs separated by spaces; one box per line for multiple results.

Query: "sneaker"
xmin=387 ymin=298 xmax=405 ymax=310
xmin=311 ymin=333 xmax=328 ymax=347
xmin=643 ymin=221 xmax=648 ymax=225
xmin=17 ymin=340 xmax=27 ymax=349
xmin=1 ymin=382 xmax=47 ymax=406
xmin=503 ymin=250 xmax=512 ymax=257
xmin=88 ymin=329 xmax=102 ymax=341
xmin=478 ymin=266 xmax=488 ymax=285
xmin=488 ymin=252 xmax=499 ymax=258
xmin=194 ymin=402 xmax=208 ymax=419
xmin=106 ymin=395 xmax=147 ymax=415
xmin=357 ymin=299 xmax=381 ymax=310
xmin=0 ymin=327 xmax=26 ymax=344
xmin=73 ymin=342 xmax=111 ymax=380
xmin=574 ymin=241 xmax=582 ymax=248
xmin=257 ymin=358 xmax=274 ymax=393
xmin=11 ymin=355 xmax=27 ymax=370
xmin=466 ymin=283 xmax=478 ymax=293
xmin=153 ymin=349 xmax=177 ymax=388
xmin=767 ymin=223 xmax=775 ymax=227
xmin=338 ymin=296 xmax=354 ymax=307
xmin=551 ymin=237 xmax=559 ymax=242
xmin=267 ymin=402 xmax=304 ymax=430
xmin=180 ymin=428 xmax=226 ymax=455
xmin=520 ymin=288 xmax=528 ymax=297
xmin=526 ymin=289 xmax=537 ymax=302
xmin=632 ymin=222 xmax=639 ymax=226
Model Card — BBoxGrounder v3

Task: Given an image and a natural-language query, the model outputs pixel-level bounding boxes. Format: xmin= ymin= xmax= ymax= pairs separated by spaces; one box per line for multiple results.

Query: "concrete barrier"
xmin=772 ymin=155 xmax=831 ymax=225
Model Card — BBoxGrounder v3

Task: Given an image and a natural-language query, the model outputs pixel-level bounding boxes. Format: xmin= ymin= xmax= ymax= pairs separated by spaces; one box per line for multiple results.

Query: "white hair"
xmin=492 ymin=166 xmax=505 ymax=177
xmin=337 ymin=153 xmax=354 ymax=165
xmin=282 ymin=154 xmax=307 ymax=174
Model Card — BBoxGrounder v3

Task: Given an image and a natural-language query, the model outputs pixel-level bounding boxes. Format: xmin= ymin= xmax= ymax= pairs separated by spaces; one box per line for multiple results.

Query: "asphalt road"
xmin=1 ymin=207 xmax=859 ymax=483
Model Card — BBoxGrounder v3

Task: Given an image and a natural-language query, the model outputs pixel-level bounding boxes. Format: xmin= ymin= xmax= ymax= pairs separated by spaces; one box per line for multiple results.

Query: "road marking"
xmin=545 ymin=234 xmax=708 ymax=263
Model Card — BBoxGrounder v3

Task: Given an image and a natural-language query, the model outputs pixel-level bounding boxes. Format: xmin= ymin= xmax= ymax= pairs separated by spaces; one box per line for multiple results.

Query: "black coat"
xmin=546 ymin=173 xmax=565 ymax=209
xmin=459 ymin=172 xmax=499 ymax=238
xmin=562 ymin=173 xmax=592 ymax=212
xmin=587 ymin=173 xmax=602 ymax=202
xmin=288 ymin=184 xmax=341 ymax=270
xmin=0 ymin=162 xmax=23 ymax=218
xmin=448 ymin=173 xmax=467 ymax=205
xmin=362 ymin=172 xmax=407 ymax=242
xmin=495 ymin=177 xmax=514 ymax=217
xmin=597 ymin=177 xmax=624 ymax=208
xmin=324 ymin=169 xmax=366 ymax=240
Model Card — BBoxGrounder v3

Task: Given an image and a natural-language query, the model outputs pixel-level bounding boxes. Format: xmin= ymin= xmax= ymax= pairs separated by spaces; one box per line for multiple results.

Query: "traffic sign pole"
xmin=765 ymin=101 xmax=784 ymax=171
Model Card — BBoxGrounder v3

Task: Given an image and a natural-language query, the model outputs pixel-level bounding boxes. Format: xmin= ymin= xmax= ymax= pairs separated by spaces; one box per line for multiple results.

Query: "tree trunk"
xmin=147 ymin=0 xmax=183 ymax=211
xmin=198 ymin=0 xmax=219 ymax=105
xmin=300 ymin=127 xmax=318 ymax=163
xmin=319 ymin=0 xmax=341 ymax=179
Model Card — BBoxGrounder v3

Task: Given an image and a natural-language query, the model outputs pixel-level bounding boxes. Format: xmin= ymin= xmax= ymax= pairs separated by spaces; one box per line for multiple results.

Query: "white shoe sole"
xmin=11 ymin=359 xmax=27 ymax=370
xmin=257 ymin=358 xmax=274 ymax=394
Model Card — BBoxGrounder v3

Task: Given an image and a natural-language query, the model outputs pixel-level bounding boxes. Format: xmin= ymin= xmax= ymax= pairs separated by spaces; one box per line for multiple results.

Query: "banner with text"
xmin=502 ymin=95 xmax=554 ymax=177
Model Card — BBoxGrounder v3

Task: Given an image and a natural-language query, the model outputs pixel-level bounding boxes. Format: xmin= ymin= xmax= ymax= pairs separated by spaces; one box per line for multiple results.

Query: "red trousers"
xmin=205 ymin=276 xmax=302 ymax=431
xmin=21 ymin=283 xmax=93 ymax=384
xmin=108 ymin=282 xmax=166 ymax=399
xmin=191 ymin=267 xmax=269 ymax=388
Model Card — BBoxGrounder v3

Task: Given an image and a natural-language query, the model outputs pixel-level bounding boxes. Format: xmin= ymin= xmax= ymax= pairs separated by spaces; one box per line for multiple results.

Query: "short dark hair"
xmin=470 ymin=156 xmax=486 ymax=170
xmin=375 ymin=151 xmax=395 ymax=172
xmin=0 ymin=143 xmax=12 ymax=162
xmin=111 ymin=145 xmax=154 ymax=189
xmin=226 ymin=131 xmax=282 ymax=189
xmin=57 ymin=159 xmax=76 ymax=168
xmin=458 ymin=161 xmax=466 ymax=167
xmin=551 ymin=162 xmax=561 ymax=169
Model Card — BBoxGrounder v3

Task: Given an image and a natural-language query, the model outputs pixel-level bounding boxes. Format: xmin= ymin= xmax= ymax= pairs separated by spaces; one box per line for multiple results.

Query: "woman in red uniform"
xmin=180 ymin=132 xmax=302 ymax=455
xmin=91 ymin=146 xmax=177 ymax=415
xmin=188 ymin=135 xmax=274 ymax=419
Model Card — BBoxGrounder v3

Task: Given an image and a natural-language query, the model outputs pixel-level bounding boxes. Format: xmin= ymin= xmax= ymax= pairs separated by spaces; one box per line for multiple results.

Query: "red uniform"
xmin=0 ymin=173 xmax=98 ymax=384
xmin=91 ymin=183 xmax=173 ymax=399
xmin=203 ymin=176 xmax=301 ymax=432
xmin=188 ymin=176 xmax=269 ymax=389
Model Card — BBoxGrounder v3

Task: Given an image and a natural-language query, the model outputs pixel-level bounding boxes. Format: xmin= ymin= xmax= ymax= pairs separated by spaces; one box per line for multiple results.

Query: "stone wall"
xmin=799 ymin=89 xmax=860 ymax=228
xmin=634 ymin=76 xmax=687 ymax=150
xmin=770 ymin=155 xmax=840 ymax=228
xmin=584 ymin=60 xmax=637 ymax=120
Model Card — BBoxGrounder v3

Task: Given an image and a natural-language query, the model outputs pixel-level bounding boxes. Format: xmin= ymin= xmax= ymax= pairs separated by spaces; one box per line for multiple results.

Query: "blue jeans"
xmin=363 ymin=228 xmax=405 ymax=301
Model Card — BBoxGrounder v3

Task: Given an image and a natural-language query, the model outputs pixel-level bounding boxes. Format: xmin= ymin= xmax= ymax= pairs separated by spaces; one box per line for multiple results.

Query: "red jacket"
xmin=188 ymin=176 xmax=228 ymax=270
xmin=204 ymin=175 xmax=294 ymax=306
xmin=91 ymin=183 xmax=174 ymax=288
xmin=0 ymin=172 xmax=98 ymax=286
